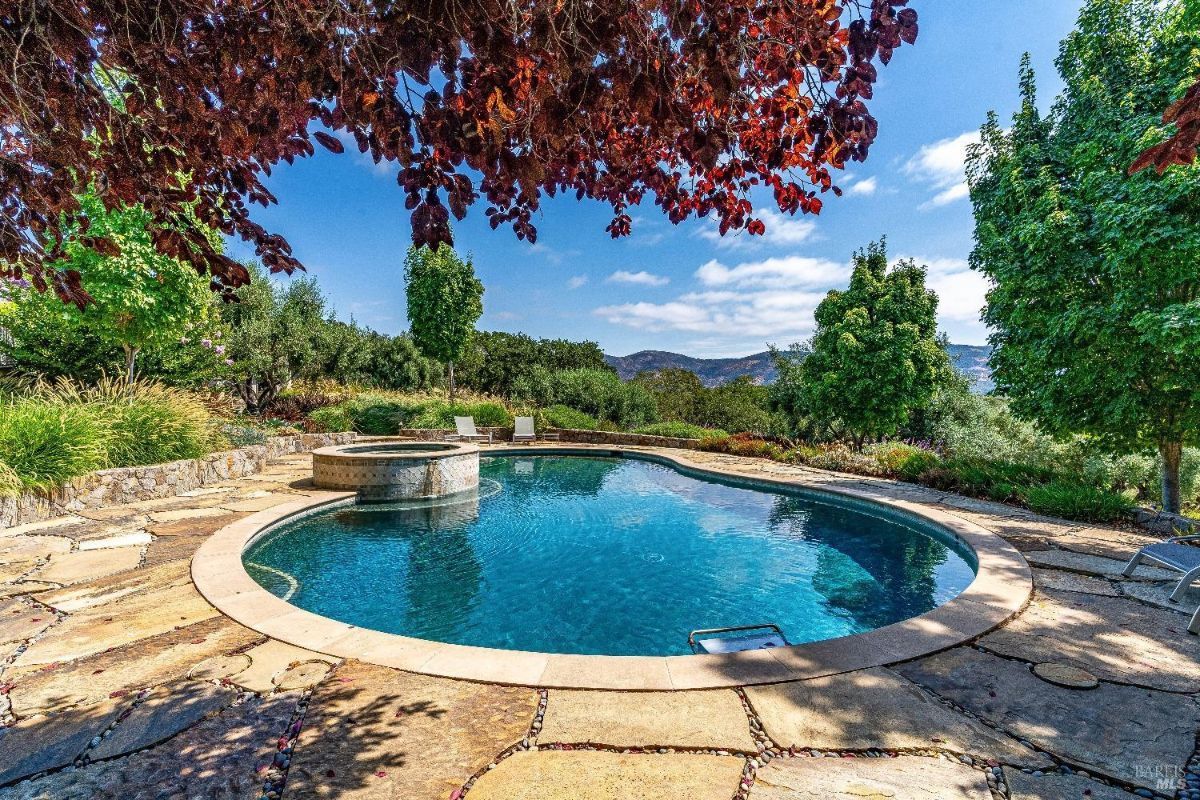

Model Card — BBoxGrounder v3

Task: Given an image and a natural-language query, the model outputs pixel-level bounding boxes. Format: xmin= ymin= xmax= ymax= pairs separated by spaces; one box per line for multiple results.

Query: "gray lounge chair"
xmin=512 ymin=416 xmax=560 ymax=443
xmin=1123 ymin=534 xmax=1200 ymax=634
xmin=445 ymin=416 xmax=492 ymax=444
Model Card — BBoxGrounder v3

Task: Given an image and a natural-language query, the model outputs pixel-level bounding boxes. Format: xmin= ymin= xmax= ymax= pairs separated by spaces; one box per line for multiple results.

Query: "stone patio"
xmin=0 ymin=446 xmax=1198 ymax=799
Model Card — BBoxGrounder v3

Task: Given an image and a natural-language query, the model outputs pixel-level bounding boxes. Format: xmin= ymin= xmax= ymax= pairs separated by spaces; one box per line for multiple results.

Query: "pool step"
xmin=689 ymin=623 xmax=789 ymax=654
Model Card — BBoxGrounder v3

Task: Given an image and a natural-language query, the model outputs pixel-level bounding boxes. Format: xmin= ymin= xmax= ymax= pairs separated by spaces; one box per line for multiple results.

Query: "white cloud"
xmin=904 ymin=131 xmax=979 ymax=209
xmin=595 ymin=289 xmax=826 ymax=340
xmin=927 ymin=183 xmax=970 ymax=207
xmin=607 ymin=270 xmax=670 ymax=287
xmin=491 ymin=311 xmax=521 ymax=321
xmin=567 ymin=275 xmax=589 ymax=289
xmin=595 ymin=254 xmax=846 ymax=345
xmin=527 ymin=242 xmax=582 ymax=266
xmin=595 ymin=253 xmax=991 ymax=351
xmin=696 ymin=208 xmax=818 ymax=249
xmin=847 ymin=176 xmax=878 ymax=196
xmin=902 ymin=255 xmax=989 ymax=327
xmin=695 ymin=255 xmax=849 ymax=290
xmin=331 ymin=129 xmax=394 ymax=176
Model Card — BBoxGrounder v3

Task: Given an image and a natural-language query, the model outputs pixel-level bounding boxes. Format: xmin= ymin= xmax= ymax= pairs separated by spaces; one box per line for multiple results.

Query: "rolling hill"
xmin=605 ymin=344 xmax=994 ymax=391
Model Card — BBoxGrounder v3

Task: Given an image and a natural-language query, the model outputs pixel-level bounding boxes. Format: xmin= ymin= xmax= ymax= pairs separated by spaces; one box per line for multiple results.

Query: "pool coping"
xmin=191 ymin=445 xmax=1032 ymax=690
xmin=312 ymin=440 xmax=480 ymax=462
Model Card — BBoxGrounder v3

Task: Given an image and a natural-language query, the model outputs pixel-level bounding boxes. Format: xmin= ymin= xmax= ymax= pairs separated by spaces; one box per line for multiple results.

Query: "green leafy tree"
xmin=700 ymin=376 xmax=775 ymax=435
xmin=632 ymin=368 xmax=706 ymax=422
xmin=767 ymin=343 xmax=830 ymax=441
xmin=221 ymin=265 xmax=329 ymax=412
xmin=456 ymin=331 xmax=610 ymax=397
xmin=796 ymin=239 xmax=951 ymax=450
xmin=404 ymin=245 xmax=484 ymax=402
xmin=2 ymin=191 xmax=219 ymax=383
xmin=967 ymin=0 xmax=1200 ymax=512
xmin=360 ymin=332 xmax=441 ymax=391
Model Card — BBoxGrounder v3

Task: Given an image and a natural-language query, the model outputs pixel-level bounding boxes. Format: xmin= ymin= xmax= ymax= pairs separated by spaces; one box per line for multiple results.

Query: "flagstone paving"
xmin=1006 ymin=770 xmax=1142 ymax=800
xmin=537 ymin=689 xmax=758 ymax=753
xmin=895 ymin=647 xmax=1200 ymax=792
xmin=979 ymin=589 xmax=1200 ymax=691
xmin=0 ymin=692 xmax=299 ymax=799
xmin=0 ymin=446 xmax=1197 ymax=800
xmin=744 ymin=667 xmax=1051 ymax=768
xmin=11 ymin=582 xmax=220 ymax=667
xmin=466 ymin=751 xmax=746 ymax=800
xmin=0 ymin=602 xmax=52 ymax=648
xmin=225 ymin=639 xmax=338 ymax=693
xmin=1031 ymin=567 xmax=1123 ymax=596
xmin=749 ymin=756 xmax=993 ymax=799
xmin=1023 ymin=549 xmax=1176 ymax=580
xmin=87 ymin=680 xmax=239 ymax=761
xmin=285 ymin=661 xmax=539 ymax=799
xmin=5 ymin=617 xmax=261 ymax=715
xmin=31 ymin=548 xmax=144 ymax=586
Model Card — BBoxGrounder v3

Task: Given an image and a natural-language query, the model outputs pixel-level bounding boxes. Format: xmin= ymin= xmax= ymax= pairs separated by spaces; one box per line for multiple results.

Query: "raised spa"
xmin=245 ymin=454 xmax=978 ymax=657
xmin=311 ymin=441 xmax=479 ymax=502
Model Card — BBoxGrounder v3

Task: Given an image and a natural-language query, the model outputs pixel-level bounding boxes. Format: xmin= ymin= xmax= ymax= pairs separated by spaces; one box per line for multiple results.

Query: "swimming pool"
xmin=242 ymin=454 xmax=976 ymax=657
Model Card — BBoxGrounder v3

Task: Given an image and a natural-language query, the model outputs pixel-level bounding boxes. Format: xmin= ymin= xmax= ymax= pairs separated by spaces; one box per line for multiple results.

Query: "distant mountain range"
xmin=605 ymin=344 xmax=994 ymax=392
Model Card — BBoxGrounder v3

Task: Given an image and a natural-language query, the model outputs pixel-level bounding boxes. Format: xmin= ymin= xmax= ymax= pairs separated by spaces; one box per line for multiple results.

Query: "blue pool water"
xmin=244 ymin=455 xmax=976 ymax=656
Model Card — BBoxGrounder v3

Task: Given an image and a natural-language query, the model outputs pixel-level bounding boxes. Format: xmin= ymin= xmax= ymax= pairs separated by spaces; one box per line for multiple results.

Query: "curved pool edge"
xmin=191 ymin=445 xmax=1032 ymax=690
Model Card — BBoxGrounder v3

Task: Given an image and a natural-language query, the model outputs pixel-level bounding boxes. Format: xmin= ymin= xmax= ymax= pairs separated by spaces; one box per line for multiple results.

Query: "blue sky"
xmin=227 ymin=0 xmax=1084 ymax=357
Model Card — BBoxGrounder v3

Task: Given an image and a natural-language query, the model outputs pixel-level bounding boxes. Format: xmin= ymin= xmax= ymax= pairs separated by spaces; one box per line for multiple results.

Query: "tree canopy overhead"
xmin=1130 ymin=1 xmax=1199 ymax=173
xmin=2 ymin=0 xmax=918 ymax=307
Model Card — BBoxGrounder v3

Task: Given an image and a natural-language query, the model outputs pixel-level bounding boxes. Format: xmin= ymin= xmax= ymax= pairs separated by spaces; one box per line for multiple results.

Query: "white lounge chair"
xmin=512 ymin=416 xmax=560 ymax=443
xmin=445 ymin=416 xmax=492 ymax=444
xmin=1123 ymin=534 xmax=1200 ymax=634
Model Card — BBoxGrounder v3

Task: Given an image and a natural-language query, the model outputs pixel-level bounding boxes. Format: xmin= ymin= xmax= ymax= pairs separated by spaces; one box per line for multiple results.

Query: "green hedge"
xmin=1022 ymin=482 xmax=1136 ymax=522
xmin=632 ymin=422 xmax=728 ymax=440
xmin=538 ymin=404 xmax=600 ymax=430
xmin=697 ymin=435 xmax=1137 ymax=524
xmin=310 ymin=395 xmax=515 ymax=434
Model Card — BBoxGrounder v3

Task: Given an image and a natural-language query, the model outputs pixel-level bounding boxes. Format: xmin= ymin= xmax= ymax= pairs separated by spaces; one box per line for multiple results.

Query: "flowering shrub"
xmin=698 ymin=433 xmax=785 ymax=460
xmin=797 ymin=443 xmax=888 ymax=476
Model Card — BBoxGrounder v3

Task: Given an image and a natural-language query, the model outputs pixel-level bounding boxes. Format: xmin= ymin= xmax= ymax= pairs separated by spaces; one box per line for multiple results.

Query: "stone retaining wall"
xmin=550 ymin=428 xmax=704 ymax=450
xmin=0 ymin=432 xmax=356 ymax=531
xmin=1135 ymin=507 xmax=1200 ymax=535
xmin=394 ymin=427 xmax=703 ymax=450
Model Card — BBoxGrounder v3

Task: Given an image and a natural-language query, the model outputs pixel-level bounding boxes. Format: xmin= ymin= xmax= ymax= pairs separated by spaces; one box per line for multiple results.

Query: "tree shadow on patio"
xmin=284 ymin=661 xmax=538 ymax=799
